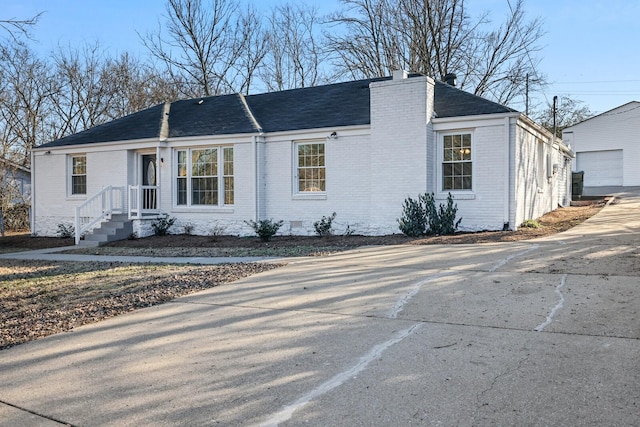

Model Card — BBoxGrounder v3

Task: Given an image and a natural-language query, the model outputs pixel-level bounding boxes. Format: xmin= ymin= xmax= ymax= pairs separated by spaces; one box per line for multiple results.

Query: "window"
xmin=296 ymin=142 xmax=325 ymax=192
xmin=442 ymin=133 xmax=472 ymax=191
xmin=175 ymin=147 xmax=233 ymax=207
xmin=70 ymin=155 xmax=86 ymax=195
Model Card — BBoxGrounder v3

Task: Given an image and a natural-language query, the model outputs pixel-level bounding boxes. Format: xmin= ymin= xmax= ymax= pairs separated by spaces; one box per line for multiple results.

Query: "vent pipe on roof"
xmin=443 ymin=73 xmax=457 ymax=87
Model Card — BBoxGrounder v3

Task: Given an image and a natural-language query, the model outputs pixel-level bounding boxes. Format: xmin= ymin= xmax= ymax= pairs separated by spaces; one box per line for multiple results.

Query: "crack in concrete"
xmin=489 ymin=244 xmax=539 ymax=272
xmin=475 ymin=353 xmax=531 ymax=411
xmin=256 ymin=323 xmax=422 ymax=427
xmin=0 ymin=399 xmax=75 ymax=426
xmin=534 ymin=274 xmax=568 ymax=332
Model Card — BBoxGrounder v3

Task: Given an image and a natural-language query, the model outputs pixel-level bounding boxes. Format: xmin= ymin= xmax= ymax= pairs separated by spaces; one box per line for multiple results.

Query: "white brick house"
xmin=31 ymin=72 xmax=573 ymax=243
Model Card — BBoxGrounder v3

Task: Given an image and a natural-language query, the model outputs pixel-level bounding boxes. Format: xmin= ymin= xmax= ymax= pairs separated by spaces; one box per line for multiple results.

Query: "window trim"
xmin=437 ymin=131 xmax=475 ymax=197
xmin=173 ymin=146 xmax=234 ymax=209
xmin=293 ymin=140 xmax=327 ymax=198
xmin=68 ymin=154 xmax=87 ymax=197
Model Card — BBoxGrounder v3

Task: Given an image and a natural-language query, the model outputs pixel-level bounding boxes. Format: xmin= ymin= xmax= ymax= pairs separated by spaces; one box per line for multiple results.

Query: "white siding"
xmin=33 ymin=148 xmax=129 ymax=236
xmin=513 ymin=120 xmax=558 ymax=228
xmin=433 ymin=116 xmax=511 ymax=231
xmin=563 ymin=102 xmax=640 ymax=186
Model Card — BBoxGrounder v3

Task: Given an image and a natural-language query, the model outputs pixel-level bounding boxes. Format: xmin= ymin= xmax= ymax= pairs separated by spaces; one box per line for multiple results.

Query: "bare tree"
xmin=49 ymin=43 xmax=117 ymax=138
xmin=0 ymin=42 xmax=57 ymax=165
xmin=327 ymin=0 xmax=545 ymax=106
xmin=0 ymin=13 xmax=43 ymax=41
xmin=261 ymin=3 xmax=330 ymax=92
xmin=141 ymin=0 xmax=243 ymax=97
xmin=325 ymin=0 xmax=397 ymax=80
xmin=226 ymin=4 xmax=268 ymax=95
xmin=533 ymin=95 xmax=593 ymax=138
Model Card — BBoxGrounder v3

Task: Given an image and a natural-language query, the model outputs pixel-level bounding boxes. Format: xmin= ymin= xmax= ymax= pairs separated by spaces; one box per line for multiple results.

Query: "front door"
xmin=141 ymin=154 xmax=157 ymax=210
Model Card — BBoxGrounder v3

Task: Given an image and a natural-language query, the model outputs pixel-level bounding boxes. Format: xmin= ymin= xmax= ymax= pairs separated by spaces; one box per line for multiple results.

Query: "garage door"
xmin=576 ymin=150 xmax=623 ymax=186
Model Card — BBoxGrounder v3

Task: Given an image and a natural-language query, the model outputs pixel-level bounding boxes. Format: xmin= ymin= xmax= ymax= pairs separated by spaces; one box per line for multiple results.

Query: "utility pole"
xmin=552 ymin=95 xmax=558 ymax=138
xmin=525 ymin=73 xmax=529 ymax=116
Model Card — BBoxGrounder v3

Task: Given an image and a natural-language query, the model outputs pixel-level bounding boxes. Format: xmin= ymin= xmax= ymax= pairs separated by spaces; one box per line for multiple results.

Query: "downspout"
xmin=30 ymin=149 xmax=35 ymax=235
xmin=504 ymin=115 xmax=511 ymax=230
xmin=237 ymin=93 xmax=264 ymax=223
xmin=253 ymin=135 xmax=259 ymax=222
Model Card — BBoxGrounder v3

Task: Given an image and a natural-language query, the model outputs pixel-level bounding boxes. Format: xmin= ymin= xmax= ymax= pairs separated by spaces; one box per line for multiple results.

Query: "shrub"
xmin=398 ymin=196 xmax=427 ymax=237
xmin=314 ymin=212 xmax=336 ymax=236
xmin=183 ymin=222 xmax=195 ymax=235
xmin=344 ymin=224 xmax=355 ymax=236
xmin=151 ymin=215 xmax=176 ymax=236
xmin=432 ymin=193 xmax=462 ymax=235
xmin=208 ymin=223 xmax=226 ymax=241
xmin=521 ymin=219 xmax=541 ymax=228
xmin=245 ymin=218 xmax=284 ymax=242
xmin=1 ymin=204 xmax=30 ymax=231
xmin=57 ymin=223 xmax=75 ymax=238
xmin=398 ymin=192 xmax=462 ymax=236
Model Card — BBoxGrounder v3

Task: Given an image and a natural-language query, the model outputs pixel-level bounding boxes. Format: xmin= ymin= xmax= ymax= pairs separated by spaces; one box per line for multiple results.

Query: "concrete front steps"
xmin=78 ymin=214 xmax=133 ymax=247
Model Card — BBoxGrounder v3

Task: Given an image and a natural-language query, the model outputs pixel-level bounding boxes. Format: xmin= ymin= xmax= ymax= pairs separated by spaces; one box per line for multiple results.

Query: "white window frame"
xmin=174 ymin=146 xmax=233 ymax=208
xmin=293 ymin=140 xmax=327 ymax=199
xmin=437 ymin=131 xmax=475 ymax=198
xmin=68 ymin=154 xmax=87 ymax=197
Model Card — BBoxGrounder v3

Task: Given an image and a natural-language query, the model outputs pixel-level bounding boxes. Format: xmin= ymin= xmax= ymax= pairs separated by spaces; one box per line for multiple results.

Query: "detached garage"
xmin=563 ymin=101 xmax=640 ymax=189
xmin=576 ymin=150 xmax=623 ymax=186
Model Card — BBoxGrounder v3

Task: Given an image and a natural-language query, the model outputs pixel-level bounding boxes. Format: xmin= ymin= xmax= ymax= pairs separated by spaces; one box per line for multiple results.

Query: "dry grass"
xmin=0 ymin=261 xmax=281 ymax=350
xmin=0 ymin=201 xmax=605 ymax=350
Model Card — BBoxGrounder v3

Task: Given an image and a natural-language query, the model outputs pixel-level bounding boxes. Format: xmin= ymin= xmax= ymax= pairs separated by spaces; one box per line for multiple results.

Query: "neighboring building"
xmin=563 ymin=101 xmax=640 ymax=188
xmin=0 ymin=158 xmax=31 ymax=205
xmin=31 ymin=72 xmax=573 ymax=244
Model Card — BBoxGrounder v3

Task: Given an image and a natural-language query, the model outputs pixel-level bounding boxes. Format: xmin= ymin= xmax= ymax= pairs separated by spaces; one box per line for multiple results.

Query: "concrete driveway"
xmin=1 ymin=197 xmax=639 ymax=426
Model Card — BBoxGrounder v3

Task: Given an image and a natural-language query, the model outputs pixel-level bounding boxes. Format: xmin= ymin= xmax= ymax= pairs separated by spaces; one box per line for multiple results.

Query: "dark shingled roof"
xmin=38 ymin=76 xmax=519 ymax=148
xmin=244 ymin=77 xmax=388 ymax=132
xmin=168 ymin=94 xmax=258 ymax=137
xmin=433 ymin=81 xmax=518 ymax=117
xmin=39 ymin=103 xmax=166 ymax=148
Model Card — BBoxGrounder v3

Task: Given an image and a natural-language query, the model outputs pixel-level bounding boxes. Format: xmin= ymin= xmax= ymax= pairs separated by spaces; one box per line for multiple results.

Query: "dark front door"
xmin=141 ymin=154 xmax=157 ymax=210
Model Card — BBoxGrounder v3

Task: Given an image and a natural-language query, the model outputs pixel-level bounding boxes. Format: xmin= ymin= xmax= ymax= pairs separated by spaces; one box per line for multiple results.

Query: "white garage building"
xmin=562 ymin=101 xmax=640 ymax=189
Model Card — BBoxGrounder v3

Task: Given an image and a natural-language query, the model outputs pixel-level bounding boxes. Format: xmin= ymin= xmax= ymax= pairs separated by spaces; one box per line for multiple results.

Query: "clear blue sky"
xmin=5 ymin=0 xmax=640 ymax=115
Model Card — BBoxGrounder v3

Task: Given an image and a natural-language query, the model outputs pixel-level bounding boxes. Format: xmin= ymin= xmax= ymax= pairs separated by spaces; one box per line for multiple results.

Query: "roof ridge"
xmin=237 ymin=93 xmax=263 ymax=133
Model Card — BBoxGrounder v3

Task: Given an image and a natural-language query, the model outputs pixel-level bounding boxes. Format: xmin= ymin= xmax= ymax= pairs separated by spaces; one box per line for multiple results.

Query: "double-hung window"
xmin=176 ymin=147 xmax=233 ymax=207
xmin=296 ymin=142 xmax=325 ymax=193
xmin=442 ymin=133 xmax=472 ymax=191
xmin=70 ymin=155 xmax=87 ymax=195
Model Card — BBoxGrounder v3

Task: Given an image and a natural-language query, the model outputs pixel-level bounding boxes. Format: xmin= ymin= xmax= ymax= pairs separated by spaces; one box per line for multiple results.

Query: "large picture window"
xmin=70 ymin=155 xmax=87 ymax=195
xmin=296 ymin=142 xmax=325 ymax=192
xmin=442 ymin=133 xmax=472 ymax=191
xmin=175 ymin=147 xmax=233 ymax=207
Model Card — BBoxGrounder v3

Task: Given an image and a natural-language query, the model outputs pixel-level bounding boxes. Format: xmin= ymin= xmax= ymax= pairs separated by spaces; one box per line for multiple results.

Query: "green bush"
xmin=520 ymin=219 xmax=541 ymax=228
xmin=398 ymin=196 xmax=427 ymax=237
xmin=314 ymin=212 xmax=336 ymax=236
xmin=398 ymin=192 xmax=462 ymax=236
xmin=57 ymin=223 xmax=75 ymax=238
xmin=151 ymin=215 xmax=176 ymax=236
xmin=245 ymin=218 xmax=284 ymax=242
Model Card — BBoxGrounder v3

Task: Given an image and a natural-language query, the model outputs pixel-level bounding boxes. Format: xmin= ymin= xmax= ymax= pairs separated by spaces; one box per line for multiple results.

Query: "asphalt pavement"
xmin=1 ymin=195 xmax=638 ymax=426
